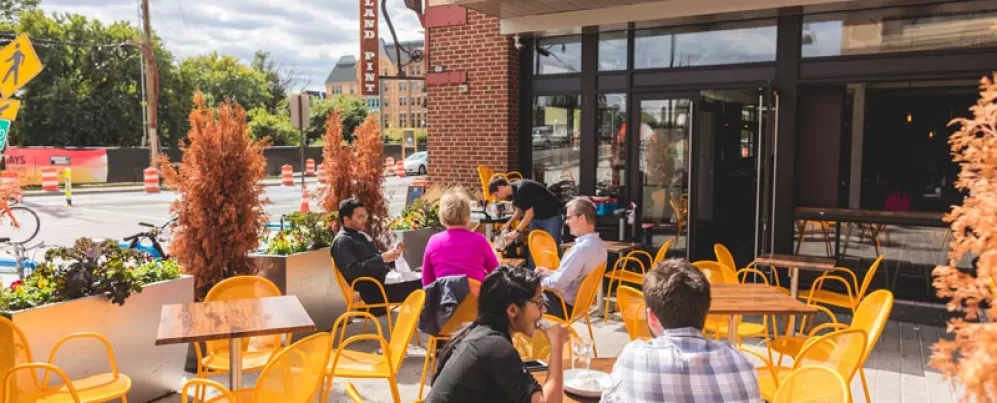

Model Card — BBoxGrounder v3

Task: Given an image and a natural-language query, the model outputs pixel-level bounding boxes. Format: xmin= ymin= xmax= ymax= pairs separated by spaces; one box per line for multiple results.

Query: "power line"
xmin=0 ymin=32 xmax=133 ymax=49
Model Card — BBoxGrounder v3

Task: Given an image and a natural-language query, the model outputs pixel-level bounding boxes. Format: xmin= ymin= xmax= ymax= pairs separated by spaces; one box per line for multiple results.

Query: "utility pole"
xmin=141 ymin=0 xmax=159 ymax=169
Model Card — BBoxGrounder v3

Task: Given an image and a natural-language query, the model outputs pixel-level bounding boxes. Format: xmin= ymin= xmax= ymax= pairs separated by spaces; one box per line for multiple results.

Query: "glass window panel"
xmin=634 ymin=21 xmax=777 ymax=69
xmin=803 ymin=1 xmax=997 ymax=57
xmin=532 ymin=95 xmax=581 ymax=185
xmin=598 ymin=31 xmax=628 ymax=71
xmin=597 ymin=94 xmax=627 ymax=199
xmin=535 ymin=36 xmax=582 ymax=75
xmin=639 ymin=98 xmax=692 ymax=255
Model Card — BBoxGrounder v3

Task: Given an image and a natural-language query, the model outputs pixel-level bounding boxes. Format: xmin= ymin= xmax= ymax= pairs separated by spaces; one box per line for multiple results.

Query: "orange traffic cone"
xmin=299 ymin=184 xmax=310 ymax=213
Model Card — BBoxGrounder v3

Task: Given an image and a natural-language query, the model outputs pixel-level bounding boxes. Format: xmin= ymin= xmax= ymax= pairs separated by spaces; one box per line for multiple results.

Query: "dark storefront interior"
xmin=518 ymin=0 xmax=997 ymax=306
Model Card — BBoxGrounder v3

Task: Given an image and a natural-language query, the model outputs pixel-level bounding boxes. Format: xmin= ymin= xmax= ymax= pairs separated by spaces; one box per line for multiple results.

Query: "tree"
xmin=319 ymin=110 xmax=350 ymax=215
xmin=158 ymin=92 xmax=269 ymax=298
xmin=306 ymin=95 xmax=368 ymax=143
xmin=177 ymin=53 xmax=271 ymax=112
xmin=930 ymin=73 xmax=997 ymax=402
xmin=0 ymin=0 xmax=38 ymax=23
xmin=252 ymin=50 xmax=299 ymax=115
xmin=248 ymin=107 xmax=298 ymax=146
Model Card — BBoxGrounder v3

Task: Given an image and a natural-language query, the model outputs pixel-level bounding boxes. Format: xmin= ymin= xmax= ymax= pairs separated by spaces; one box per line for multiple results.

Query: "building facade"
xmin=424 ymin=0 xmax=997 ymax=304
xmin=324 ymin=40 xmax=428 ymax=132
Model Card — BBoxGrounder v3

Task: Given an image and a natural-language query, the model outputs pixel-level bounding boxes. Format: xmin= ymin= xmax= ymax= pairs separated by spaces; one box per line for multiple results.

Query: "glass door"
xmin=631 ymin=94 xmax=695 ymax=259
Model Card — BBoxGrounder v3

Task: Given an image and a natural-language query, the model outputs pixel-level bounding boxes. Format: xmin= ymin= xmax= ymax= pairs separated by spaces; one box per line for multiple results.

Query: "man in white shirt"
xmin=536 ymin=197 xmax=607 ymax=320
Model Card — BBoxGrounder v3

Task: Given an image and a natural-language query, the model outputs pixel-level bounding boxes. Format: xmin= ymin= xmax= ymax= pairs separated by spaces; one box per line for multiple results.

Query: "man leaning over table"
xmin=602 ymin=259 xmax=762 ymax=403
xmin=331 ymin=198 xmax=422 ymax=313
xmin=535 ymin=197 xmax=607 ymax=320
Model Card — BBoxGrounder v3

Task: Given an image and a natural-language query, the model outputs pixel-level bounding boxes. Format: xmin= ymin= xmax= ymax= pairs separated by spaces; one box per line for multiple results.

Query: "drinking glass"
xmin=571 ymin=337 xmax=593 ymax=372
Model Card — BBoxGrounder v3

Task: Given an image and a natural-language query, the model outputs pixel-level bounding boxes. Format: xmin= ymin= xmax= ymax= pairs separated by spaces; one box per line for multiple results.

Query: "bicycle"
xmin=0 ymin=237 xmax=45 ymax=279
xmin=0 ymin=197 xmax=40 ymax=244
xmin=119 ymin=217 xmax=175 ymax=259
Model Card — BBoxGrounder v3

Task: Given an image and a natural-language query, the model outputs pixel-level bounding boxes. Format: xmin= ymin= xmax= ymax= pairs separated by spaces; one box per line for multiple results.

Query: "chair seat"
xmin=605 ymin=270 xmax=644 ymax=285
xmin=202 ymin=349 xmax=278 ymax=372
xmin=328 ymin=350 xmax=391 ymax=377
xmin=19 ymin=373 xmax=131 ymax=403
xmin=768 ymin=336 xmax=807 ymax=358
xmin=756 ymin=366 xmax=793 ymax=401
xmin=800 ymin=289 xmax=855 ymax=309
xmin=707 ymin=320 xmax=768 ymax=337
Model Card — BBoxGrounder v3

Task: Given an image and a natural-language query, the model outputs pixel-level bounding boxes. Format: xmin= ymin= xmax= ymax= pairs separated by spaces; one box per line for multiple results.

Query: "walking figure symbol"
xmin=3 ymin=43 xmax=24 ymax=86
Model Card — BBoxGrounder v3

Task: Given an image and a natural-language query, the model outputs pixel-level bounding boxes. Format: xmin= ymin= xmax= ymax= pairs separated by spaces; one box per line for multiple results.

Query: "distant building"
xmin=324 ymin=39 xmax=426 ymax=130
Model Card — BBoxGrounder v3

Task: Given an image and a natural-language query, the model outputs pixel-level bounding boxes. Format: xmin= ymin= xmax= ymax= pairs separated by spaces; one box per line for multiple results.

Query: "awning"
xmin=440 ymin=0 xmax=661 ymax=19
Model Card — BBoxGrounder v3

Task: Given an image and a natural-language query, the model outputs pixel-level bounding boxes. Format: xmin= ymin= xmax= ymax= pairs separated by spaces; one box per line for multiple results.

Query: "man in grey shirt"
xmin=537 ymin=197 xmax=607 ymax=320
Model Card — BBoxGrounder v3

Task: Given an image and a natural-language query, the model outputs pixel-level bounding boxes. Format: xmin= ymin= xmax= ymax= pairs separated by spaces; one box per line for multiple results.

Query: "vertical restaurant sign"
xmin=360 ymin=0 xmax=379 ymax=96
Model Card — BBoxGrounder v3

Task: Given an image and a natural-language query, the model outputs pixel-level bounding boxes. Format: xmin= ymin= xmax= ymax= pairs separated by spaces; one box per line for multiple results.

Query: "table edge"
xmin=155 ymin=324 xmax=317 ymax=346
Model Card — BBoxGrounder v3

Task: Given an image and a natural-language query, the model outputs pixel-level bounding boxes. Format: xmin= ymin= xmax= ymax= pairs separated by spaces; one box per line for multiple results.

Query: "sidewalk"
xmin=21 ymin=176 xmax=321 ymax=197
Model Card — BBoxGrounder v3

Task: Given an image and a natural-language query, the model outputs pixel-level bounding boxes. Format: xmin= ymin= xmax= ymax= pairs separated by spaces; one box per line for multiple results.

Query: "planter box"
xmin=394 ymin=227 xmax=444 ymax=270
xmin=252 ymin=247 xmax=347 ymax=333
xmin=2 ymin=275 xmax=194 ymax=403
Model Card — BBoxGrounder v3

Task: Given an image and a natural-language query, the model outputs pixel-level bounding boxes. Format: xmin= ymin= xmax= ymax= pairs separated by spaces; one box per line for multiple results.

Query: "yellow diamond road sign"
xmin=0 ymin=34 xmax=43 ymax=99
xmin=0 ymin=99 xmax=20 ymax=121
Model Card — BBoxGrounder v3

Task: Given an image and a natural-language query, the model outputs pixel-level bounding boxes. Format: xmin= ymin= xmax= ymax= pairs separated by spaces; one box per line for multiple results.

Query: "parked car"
xmin=404 ymin=151 xmax=428 ymax=175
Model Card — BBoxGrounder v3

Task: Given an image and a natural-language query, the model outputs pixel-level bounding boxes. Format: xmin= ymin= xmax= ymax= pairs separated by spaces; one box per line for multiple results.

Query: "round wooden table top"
xmin=532 ymin=357 xmax=617 ymax=403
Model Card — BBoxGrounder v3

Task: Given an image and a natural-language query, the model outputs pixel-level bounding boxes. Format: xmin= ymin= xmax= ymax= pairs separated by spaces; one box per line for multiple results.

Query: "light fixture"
xmin=928 ymin=131 xmax=935 ymax=139
xmin=906 ymin=112 xmax=912 ymax=124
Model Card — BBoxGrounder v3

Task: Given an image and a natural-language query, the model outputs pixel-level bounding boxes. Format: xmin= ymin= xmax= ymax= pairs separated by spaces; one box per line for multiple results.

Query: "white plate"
xmin=562 ymin=369 xmax=613 ymax=398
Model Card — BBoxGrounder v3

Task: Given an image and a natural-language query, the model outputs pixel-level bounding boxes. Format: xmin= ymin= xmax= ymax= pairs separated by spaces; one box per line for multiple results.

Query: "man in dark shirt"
xmin=331 ymin=198 xmax=421 ymax=309
xmin=489 ymin=177 xmax=564 ymax=267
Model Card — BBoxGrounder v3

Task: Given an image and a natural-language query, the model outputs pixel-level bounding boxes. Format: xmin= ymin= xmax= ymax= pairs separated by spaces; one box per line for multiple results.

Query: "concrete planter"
xmin=393 ymin=227 xmax=444 ymax=270
xmin=2 ymin=275 xmax=194 ymax=403
xmin=251 ymin=247 xmax=346 ymax=332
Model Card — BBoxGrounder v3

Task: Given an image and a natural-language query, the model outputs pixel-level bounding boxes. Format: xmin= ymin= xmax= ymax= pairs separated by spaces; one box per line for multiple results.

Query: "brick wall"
xmin=426 ymin=7 xmax=519 ymax=190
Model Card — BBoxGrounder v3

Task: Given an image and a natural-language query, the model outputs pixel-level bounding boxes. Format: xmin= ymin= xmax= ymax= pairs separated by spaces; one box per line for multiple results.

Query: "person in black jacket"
xmin=427 ymin=265 xmax=569 ymax=403
xmin=331 ymin=198 xmax=421 ymax=309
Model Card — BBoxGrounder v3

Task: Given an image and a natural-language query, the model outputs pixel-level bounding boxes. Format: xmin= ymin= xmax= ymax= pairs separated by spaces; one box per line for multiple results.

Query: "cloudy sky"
xmin=40 ymin=0 xmax=425 ymax=91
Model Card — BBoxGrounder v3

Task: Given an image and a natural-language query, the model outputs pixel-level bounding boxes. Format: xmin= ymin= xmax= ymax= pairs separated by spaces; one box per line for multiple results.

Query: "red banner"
xmin=360 ymin=0 xmax=379 ymax=96
xmin=1 ymin=147 xmax=108 ymax=184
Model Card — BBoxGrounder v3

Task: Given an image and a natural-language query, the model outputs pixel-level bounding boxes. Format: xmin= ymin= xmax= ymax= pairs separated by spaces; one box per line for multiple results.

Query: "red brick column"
xmin=425 ymin=7 xmax=519 ymax=190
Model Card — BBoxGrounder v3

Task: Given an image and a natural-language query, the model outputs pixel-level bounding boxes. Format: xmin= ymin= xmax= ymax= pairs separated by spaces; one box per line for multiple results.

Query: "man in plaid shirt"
xmin=602 ymin=259 xmax=762 ymax=403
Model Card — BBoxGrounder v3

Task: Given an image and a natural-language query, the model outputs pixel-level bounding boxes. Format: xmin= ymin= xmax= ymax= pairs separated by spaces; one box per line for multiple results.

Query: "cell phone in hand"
xmin=523 ymin=359 xmax=548 ymax=372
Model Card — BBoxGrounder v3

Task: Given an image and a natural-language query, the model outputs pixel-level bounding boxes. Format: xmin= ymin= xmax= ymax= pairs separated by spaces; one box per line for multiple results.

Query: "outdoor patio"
xmin=149 ymin=311 xmax=961 ymax=403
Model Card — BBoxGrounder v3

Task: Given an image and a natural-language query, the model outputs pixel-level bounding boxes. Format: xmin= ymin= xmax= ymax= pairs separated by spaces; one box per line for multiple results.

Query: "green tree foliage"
xmin=248 ymin=106 xmax=298 ymax=146
xmin=178 ymin=52 xmax=271 ymax=112
xmin=306 ymin=95 xmax=368 ymax=143
xmin=0 ymin=0 xmax=37 ymax=23
xmin=252 ymin=50 xmax=298 ymax=115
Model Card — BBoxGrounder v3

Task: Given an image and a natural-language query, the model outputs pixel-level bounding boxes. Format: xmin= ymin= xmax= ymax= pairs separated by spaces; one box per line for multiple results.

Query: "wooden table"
xmin=753 ymin=253 xmax=836 ymax=298
xmin=711 ymin=283 xmax=817 ymax=342
xmin=155 ymin=295 xmax=316 ymax=389
xmin=501 ymin=257 xmax=526 ymax=267
xmin=534 ymin=358 xmax=617 ymax=403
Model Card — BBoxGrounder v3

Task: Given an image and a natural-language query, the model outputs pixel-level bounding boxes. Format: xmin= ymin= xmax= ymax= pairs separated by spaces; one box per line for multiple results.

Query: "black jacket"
xmin=331 ymin=228 xmax=389 ymax=284
xmin=419 ymin=275 xmax=471 ymax=335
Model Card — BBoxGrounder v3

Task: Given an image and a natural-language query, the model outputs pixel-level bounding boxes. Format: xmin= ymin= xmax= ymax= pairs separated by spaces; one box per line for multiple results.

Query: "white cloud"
xmin=41 ymin=0 xmax=425 ymax=91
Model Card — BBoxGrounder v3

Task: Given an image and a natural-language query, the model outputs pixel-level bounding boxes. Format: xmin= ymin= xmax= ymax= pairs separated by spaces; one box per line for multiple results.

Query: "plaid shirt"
xmin=602 ymin=327 xmax=762 ymax=403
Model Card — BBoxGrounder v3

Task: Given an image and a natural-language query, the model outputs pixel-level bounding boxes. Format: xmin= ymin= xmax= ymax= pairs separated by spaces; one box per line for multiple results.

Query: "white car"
xmin=404 ymin=151 xmax=428 ymax=176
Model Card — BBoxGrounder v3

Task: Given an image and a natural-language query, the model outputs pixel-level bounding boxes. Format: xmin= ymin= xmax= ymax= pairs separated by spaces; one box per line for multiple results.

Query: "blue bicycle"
xmin=0 ymin=238 xmax=45 ymax=279
xmin=118 ymin=217 xmax=175 ymax=259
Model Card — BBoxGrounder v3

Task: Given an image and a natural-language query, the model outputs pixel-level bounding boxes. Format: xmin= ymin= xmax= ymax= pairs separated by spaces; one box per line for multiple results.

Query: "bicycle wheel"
xmin=3 ymin=206 xmax=40 ymax=244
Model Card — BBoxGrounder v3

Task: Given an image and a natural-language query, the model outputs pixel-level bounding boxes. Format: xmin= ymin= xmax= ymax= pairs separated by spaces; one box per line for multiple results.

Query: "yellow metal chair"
xmin=801 ymin=255 xmax=885 ymax=312
xmin=194 ymin=276 xmax=288 ymax=393
xmin=320 ymin=290 xmax=427 ymax=403
xmin=770 ymin=290 xmax=893 ymax=403
xmin=601 ymin=240 xmax=673 ymax=318
xmin=529 ymin=230 xmax=560 ymax=270
xmin=616 ymin=286 xmax=652 ymax=341
xmin=417 ymin=280 xmax=480 ymax=399
xmin=180 ymin=332 xmax=333 ymax=403
xmin=691 ymin=260 xmax=738 ymax=284
xmin=543 ymin=263 xmax=607 ymax=358
xmin=332 ymin=258 xmax=400 ymax=334
xmin=772 ymin=365 xmax=851 ymax=403
xmin=0 ymin=316 xmax=131 ymax=403
xmin=741 ymin=328 xmax=867 ymax=402
xmin=713 ymin=243 xmax=739 ymax=274
xmin=512 ymin=326 xmax=578 ymax=362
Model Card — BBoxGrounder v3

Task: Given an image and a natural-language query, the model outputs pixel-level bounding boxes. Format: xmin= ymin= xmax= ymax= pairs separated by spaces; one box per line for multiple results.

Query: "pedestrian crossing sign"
xmin=0 ymin=119 xmax=11 ymax=152
xmin=0 ymin=33 xmax=43 ymax=99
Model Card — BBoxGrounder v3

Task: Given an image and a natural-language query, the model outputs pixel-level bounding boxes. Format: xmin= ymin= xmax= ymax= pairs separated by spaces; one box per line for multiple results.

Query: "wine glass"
xmin=571 ymin=336 xmax=593 ymax=373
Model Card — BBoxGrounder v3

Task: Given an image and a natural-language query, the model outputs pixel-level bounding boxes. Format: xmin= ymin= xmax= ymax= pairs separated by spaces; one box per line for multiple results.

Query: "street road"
xmin=13 ymin=176 xmax=416 ymax=250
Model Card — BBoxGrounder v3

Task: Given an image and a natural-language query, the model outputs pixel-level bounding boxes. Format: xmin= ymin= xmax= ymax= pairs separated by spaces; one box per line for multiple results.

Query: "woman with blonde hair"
xmin=422 ymin=188 xmax=500 ymax=285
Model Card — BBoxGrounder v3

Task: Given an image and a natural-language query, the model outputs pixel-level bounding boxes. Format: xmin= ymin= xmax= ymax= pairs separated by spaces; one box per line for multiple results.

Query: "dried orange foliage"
xmin=158 ymin=92 xmax=269 ymax=298
xmin=931 ymin=73 xmax=997 ymax=402
xmin=0 ymin=172 xmax=22 ymax=201
xmin=319 ymin=114 xmax=388 ymax=246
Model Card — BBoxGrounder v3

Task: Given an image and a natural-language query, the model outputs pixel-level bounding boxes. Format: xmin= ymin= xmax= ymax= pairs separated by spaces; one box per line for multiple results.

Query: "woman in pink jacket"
xmin=422 ymin=189 xmax=499 ymax=286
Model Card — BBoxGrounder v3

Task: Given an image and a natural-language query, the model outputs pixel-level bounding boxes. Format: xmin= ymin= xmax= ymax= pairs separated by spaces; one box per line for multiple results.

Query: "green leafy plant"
xmin=0 ymin=238 xmax=184 ymax=312
xmin=389 ymin=197 xmax=442 ymax=231
xmin=263 ymin=212 xmax=336 ymax=255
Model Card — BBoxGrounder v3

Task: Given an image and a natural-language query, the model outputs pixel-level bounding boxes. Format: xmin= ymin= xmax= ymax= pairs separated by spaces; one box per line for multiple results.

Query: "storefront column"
xmin=425 ymin=6 xmax=520 ymax=188
xmin=772 ymin=11 xmax=802 ymax=254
